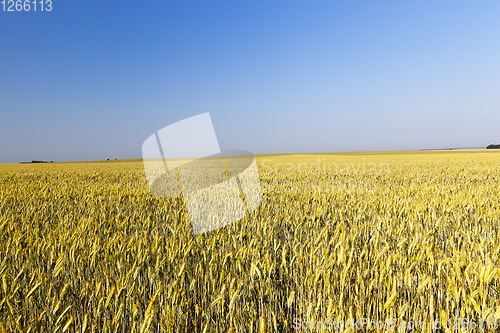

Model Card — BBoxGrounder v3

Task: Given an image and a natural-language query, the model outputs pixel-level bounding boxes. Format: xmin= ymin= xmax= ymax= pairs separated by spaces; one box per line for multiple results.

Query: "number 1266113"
xmin=2 ymin=0 xmax=52 ymax=11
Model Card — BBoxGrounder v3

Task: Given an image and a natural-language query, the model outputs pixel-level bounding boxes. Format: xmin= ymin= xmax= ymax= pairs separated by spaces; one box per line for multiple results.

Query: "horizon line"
xmin=5 ymin=146 xmax=500 ymax=165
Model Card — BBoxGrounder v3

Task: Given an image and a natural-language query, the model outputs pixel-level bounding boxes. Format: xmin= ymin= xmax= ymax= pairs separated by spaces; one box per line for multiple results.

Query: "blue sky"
xmin=1 ymin=0 xmax=500 ymax=163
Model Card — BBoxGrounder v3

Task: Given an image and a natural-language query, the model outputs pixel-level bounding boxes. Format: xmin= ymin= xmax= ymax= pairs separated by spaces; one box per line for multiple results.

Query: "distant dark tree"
xmin=107 ymin=159 xmax=110 ymax=160
xmin=487 ymin=144 xmax=500 ymax=149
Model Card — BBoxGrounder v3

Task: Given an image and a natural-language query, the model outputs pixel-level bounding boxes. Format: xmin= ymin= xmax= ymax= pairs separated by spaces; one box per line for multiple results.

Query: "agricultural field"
xmin=1 ymin=150 xmax=500 ymax=332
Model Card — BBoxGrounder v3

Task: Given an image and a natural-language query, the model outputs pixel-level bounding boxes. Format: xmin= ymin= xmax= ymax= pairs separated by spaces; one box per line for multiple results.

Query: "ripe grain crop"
xmin=1 ymin=151 xmax=500 ymax=332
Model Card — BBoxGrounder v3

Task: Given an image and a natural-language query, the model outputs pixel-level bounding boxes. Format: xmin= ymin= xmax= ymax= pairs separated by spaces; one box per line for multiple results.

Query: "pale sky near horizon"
xmin=1 ymin=0 xmax=500 ymax=163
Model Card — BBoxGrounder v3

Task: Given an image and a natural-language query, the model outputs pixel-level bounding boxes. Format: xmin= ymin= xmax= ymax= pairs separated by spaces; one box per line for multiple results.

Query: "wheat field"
xmin=1 ymin=150 xmax=500 ymax=332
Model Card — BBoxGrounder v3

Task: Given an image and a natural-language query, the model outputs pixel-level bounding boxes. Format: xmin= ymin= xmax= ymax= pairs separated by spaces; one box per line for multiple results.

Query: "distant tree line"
xmin=21 ymin=160 xmax=54 ymax=164
xmin=487 ymin=144 xmax=500 ymax=149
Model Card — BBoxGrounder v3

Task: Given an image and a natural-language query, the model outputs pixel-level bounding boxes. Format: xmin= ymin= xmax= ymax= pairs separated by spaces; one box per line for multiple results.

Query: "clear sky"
xmin=1 ymin=0 xmax=500 ymax=163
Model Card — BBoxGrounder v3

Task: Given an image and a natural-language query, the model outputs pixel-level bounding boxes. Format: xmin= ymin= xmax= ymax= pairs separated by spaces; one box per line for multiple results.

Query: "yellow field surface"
xmin=1 ymin=150 xmax=500 ymax=332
